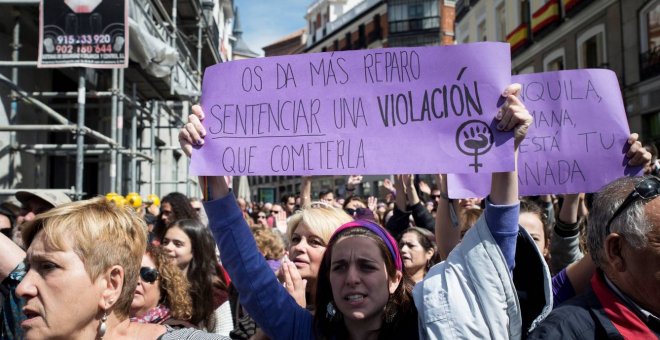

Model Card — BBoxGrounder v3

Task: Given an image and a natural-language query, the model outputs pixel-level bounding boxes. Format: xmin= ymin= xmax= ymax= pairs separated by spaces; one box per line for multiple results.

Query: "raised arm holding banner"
xmin=190 ymin=42 xmax=515 ymax=176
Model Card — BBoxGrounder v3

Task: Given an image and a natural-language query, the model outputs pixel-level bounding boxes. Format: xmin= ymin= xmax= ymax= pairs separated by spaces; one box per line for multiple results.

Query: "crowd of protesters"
xmin=0 ymin=83 xmax=658 ymax=339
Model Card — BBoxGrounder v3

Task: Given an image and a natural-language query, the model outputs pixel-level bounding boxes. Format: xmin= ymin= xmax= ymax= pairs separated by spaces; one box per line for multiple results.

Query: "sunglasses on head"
xmin=140 ymin=267 xmax=159 ymax=283
xmin=605 ymin=176 xmax=660 ymax=235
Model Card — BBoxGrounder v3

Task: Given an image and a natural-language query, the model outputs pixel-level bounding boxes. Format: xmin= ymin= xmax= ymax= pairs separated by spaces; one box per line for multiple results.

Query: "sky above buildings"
xmin=234 ymin=0 xmax=309 ymax=57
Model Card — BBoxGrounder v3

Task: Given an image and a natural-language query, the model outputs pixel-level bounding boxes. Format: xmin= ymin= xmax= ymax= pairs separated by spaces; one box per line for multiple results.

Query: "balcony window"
xmin=543 ymin=48 xmax=565 ymax=71
xmin=388 ymin=1 xmax=439 ymax=34
xmin=577 ymin=24 xmax=606 ymax=68
xmin=496 ymin=3 xmax=506 ymax=41
xmin=640 ymin=1 xmax=660 ymax=81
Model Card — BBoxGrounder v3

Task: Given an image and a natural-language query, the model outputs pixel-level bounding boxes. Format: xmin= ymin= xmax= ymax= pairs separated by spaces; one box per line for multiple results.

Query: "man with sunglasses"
xmin=529 ymin=176 xmax=660 ymax=338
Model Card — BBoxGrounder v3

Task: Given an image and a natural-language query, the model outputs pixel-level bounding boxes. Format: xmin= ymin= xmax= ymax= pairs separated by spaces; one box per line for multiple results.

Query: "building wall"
xmin=0 ymin=1 xmax=232 ymax=200
xmin=455 ymin=0 xmax=660 ymax=144
xmin=307 ymin=1 xmax=387 ymax=52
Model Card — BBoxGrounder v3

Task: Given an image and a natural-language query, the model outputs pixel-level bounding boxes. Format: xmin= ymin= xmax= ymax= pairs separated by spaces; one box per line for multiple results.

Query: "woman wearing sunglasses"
xmin=130 ymin=245 xmax=194 ymax=327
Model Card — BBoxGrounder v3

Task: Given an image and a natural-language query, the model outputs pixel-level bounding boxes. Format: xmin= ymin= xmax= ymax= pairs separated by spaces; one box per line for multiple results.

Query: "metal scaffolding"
xmin=0 ymin=0 xmax=231 ymax=200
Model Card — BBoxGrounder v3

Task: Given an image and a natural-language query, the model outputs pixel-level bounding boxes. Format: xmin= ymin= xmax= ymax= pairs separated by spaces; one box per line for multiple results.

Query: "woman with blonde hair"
xmin=130 ymin=244 xmax=194 ymax=327
xmin=2 ymin=197 xmax=226 ymax=339
xmin=285 ymin=201 xmax=354 ymax=308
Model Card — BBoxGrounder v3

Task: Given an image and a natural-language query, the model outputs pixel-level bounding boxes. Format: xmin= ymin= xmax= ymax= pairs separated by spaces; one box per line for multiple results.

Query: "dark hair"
xmin=400 ymin=227 xmax=441 ymax=273
xmin=155 ymin=192 xmax=199 ymax=239
xmin=342 ymin=195 xmax=366 ymax=210
xmin=519 ymin=199 xmax=551 ymax=264
xmin=280 ymin=194 xmax=295 ymax=204
xmin=164 ymin=219 xmax=226 ymax=325
xmin=314 ymin=227 xmax=416 ymax=339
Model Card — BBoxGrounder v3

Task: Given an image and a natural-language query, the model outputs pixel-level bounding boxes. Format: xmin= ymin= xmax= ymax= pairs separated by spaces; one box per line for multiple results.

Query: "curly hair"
xmin=251 ymin=226 xmax=286 ymax=260
xmin=146 ymin=244 xmax=192 ymax=321
xmin=154 ymin=192 xmax=199 ymax=239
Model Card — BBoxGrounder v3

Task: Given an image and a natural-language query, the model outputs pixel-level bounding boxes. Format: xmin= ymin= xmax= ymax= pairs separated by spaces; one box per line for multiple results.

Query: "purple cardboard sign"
xmin=448 ymin=69 xmax=642 ymax=198
xmin=190 ymin=42 xmax=515 ymax=176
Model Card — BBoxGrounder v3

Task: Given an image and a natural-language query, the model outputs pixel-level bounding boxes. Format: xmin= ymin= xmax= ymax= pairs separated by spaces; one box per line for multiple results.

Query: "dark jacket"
xmin=527 ymin=278 xmax=660 ymax=339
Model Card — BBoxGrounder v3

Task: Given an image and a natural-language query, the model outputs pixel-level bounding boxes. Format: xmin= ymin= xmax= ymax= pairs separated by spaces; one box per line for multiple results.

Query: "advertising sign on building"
xmin=38 ymin=0 xmax=128 ymax=68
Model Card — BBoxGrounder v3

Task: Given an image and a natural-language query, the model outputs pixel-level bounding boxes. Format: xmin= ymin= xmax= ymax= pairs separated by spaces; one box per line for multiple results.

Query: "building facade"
xmin=244 ymin=0 xmax=456 ymax=203
xmin=305 ymin=0 xmax=388 ymax=53
xmin=455 ymin=0 xmax=660 ymax=145
xmin=263 ymin=29 xmax=308 ymax=57
xmin=0 ymin=0 xmax=234 ymax=201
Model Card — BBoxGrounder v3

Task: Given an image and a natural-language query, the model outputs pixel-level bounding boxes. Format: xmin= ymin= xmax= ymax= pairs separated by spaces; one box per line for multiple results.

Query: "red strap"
xmin=591 ymin=273 xmax=655 ymax=339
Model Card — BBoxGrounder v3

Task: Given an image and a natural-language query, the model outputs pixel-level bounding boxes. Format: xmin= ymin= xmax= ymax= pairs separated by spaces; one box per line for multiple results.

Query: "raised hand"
xmin=275 ymin=210 xmax=288 ymax=234
xmin=625 ymin=133 xmax=652 ymax=167
xmin=496 ymin=83 xmax=532 ymax=150
xmin=383 ymin=178 xmax=395 ymax=193
xmin=346 ymin=175 xmax=363 ymax=191
xmin=418 ymin=180 xmax=431 ymax=196
xmin=179 ymin=104 xmax=206 ymax=157
xmin=279 ymin=258 xmax=307 ymax=308
xmin=367 ymin=196 xmax=377 ymax=212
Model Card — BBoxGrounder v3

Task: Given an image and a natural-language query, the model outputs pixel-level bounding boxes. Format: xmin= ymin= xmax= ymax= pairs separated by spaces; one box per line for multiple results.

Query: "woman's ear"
xmin=425 ymin=248 xmax=435 ymax=261
xmin=98 ymin=265 xmax=125 ymax=310
xmin=389 ymin=270 xmax=403 ymax=294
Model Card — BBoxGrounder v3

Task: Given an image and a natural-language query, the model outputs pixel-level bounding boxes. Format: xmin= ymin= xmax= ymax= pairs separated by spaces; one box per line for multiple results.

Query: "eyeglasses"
xmin=605 ymin=176 xmax=660 ymax=235
xmin=140 ymin=267 xmax=160 ymax=283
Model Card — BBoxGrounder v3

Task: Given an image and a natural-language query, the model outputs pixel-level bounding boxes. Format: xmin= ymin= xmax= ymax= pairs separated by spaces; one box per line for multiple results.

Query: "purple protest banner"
xmin=448 ymin=69 xmax=642 ymax=198
xmin=190 ymin=42 xmax=514 ymax=176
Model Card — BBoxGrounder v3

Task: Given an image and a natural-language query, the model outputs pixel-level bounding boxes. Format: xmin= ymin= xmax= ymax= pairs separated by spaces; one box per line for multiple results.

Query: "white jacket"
xmin=413 ymin=215 xmax=552 ymax=339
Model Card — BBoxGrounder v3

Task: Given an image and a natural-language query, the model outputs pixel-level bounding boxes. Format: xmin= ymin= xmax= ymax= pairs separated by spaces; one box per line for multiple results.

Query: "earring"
xmin=326 ymin=301 xmax=342 ymax=322
xmin=98 ymin=310 xmax=108 ymax=338
xmin=384 ymin=295 xmax=397 ymax=323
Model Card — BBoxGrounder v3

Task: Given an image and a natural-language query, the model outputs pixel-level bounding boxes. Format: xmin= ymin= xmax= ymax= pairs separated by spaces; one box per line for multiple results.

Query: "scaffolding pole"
xmin=75 ymin=69 xmax=86 ymax=200
xmin=130 ymin=83 xmax=138 ymax=193
xmin=0 ymin=0 xmax=214 ymax=199
xmin=110 ymin=68 xmax=118 ymax=193
xmin=8 ymin=18 xmax=19 ymax=187
xmin=150 ymin=102 xmax=157 ymax=196
xmin=117 ymin=68 xmax=125 ymax=193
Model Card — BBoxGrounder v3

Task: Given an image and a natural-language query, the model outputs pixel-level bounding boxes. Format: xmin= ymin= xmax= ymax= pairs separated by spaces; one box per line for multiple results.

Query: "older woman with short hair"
xmin=9 ymin=197 xmax=226 ymax=339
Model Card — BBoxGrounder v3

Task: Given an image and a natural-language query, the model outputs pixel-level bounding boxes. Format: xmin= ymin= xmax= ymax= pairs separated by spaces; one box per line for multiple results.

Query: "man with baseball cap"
xmin=15 ymin=190 xmax=71 ymax=225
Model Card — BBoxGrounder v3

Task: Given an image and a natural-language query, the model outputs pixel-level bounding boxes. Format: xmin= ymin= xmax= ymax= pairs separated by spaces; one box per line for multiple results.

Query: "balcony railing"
xmin=389 ymin=17 xmax=440 ymax=34
xmin=641 ymin=47 xmax=660 ymax=81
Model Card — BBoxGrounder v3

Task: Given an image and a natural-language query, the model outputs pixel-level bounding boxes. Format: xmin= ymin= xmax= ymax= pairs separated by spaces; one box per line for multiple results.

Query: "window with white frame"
xmin=477 ymin=19 xmax=487 ymax=41
xmin=543 ymin=48 xmax=565 ymax=71
xmin=640 ymin=0 xmax=660 ymax=53
xmin=496 ymin=2 xmax=506 ymax=41
xmin=577 ymin=24 xmax=606 ymax=68
xmin=456 ymin=20 xmax=469 ymax=43
xmin=516 ymin=65 xmax=535 ymax=75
